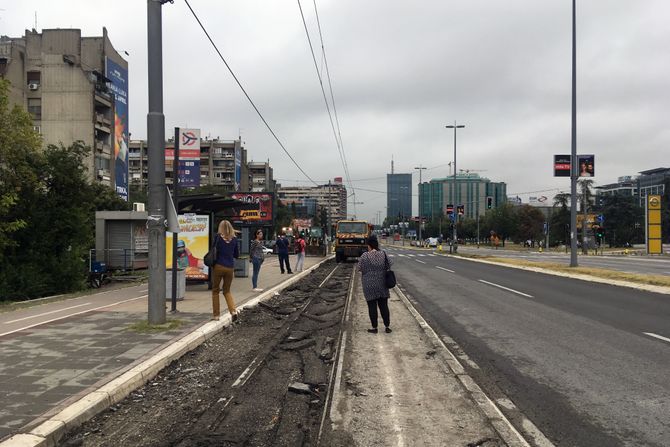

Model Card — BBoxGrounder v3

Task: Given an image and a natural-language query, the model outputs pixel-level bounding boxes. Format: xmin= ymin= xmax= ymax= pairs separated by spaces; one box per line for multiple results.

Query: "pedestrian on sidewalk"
xmin=294 ymin=234 xmax=306 ymax=272
xmin=212 ymin=220 xmax=240 ymax=322
xmin=357 ymin=234 xmax=392 ymax=333
xmin=250 ymin=228 xmax=265 ymax=292
xmin=276 ymin=232 xmax=293 ymax=274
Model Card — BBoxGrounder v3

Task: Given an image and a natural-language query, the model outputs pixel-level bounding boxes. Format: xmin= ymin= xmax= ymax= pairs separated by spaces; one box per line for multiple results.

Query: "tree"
xmin=601 ymin=195 xmax=644 ymax=246
xmin=515 ymin=205 xmax=545 ymax=245
xmin=482 ymin=203 xmax=518 ymax=247
xmin=0 ymin=79 xmax=42 ymax=259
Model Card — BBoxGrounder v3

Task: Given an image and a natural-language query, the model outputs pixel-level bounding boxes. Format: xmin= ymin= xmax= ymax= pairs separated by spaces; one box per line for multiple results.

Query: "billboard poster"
xmin=234 ymin=144 xmax=242 ymax=190
xmin=229 ymin=192 xmax=274 ymax=225
xmin=577 ymin=154 xmax=595 ymax=177
xmin=554 ymin=154 xmax=571 ymax=177
xmin=106 ymin=57 xmax=129 ymax=201
xmin=166 ymin=214 xmax=210 ymax=281
xmin=166 ymin=128 xmax=201 ymax=187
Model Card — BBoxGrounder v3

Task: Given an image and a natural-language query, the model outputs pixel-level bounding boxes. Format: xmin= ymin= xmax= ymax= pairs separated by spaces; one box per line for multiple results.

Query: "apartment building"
xmin=248 ymin=161 xmax=276 ymax=192
xmin=277 ymin=178 xmax=347 ymax=222
xmin=0 ymin=28 xmax=129 ymax=200
xmin=129 ymin=138 xmax=257 ymax=193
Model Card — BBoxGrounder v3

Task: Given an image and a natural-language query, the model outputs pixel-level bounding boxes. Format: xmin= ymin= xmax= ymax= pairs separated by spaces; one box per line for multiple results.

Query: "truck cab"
xmin=335 ymin=220 xmax=371 ymax=262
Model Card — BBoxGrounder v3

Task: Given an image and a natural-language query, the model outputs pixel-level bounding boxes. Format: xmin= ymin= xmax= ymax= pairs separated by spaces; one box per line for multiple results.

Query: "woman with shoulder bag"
xmin=212 ymin=220 xmax=240 ymax=321
xmin=356 ymin=234 xmax=392 ymax=333
xmin=250 ymin=229 xmax=266 ymax=292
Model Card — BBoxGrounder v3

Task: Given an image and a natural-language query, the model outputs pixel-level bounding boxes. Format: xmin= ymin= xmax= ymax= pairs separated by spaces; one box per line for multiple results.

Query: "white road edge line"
xmin=435 ymin=266 xmax=455 ymax=273
xmin=643 ymin=332 xmax=670 ymax=344
xmin=0 ymin=295 xmax=147 ymax=338
xmin=478 ymin=280 xmax=534 ymax=298
xmin=6 ymin=302 xmax=92 ymax=324
xmin=416 ymin=259 xmax=426 ymax=264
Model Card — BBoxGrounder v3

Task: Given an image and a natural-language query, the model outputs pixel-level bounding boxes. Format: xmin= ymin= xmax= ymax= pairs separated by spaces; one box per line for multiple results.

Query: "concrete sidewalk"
xmin=327 ymin=272 xmax=531 ymax=447
xmin=0 ymin=254 xmax=325 ymax=444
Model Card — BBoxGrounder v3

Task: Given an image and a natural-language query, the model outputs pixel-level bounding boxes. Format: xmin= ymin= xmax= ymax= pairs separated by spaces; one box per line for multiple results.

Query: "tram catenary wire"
xmin=183 ymin=0 xmax=318 ymax=186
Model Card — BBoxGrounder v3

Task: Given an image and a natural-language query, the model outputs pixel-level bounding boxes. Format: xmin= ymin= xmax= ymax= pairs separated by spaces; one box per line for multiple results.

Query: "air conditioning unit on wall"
xmin=28 ymin=83 xmax=39 ymax=91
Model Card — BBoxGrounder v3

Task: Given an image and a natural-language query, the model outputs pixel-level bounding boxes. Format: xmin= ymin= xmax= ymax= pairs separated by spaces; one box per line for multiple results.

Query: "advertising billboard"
xmin=106 ymin=57 xmax=129 ymax=201
xmin=577 ymin=154 xmax=595 ymax=177
xmin=554 ymin=154 xmax=571 ymax=177
xmin=229 ymin=192 xmax=274 ymax=225
xmin=166 ymin=128 xmax=201 ymax=187
xmin=234 ymin=144 xmax=242 ymax=190
xmin=166 ymin=214 xmax=210 ymax=281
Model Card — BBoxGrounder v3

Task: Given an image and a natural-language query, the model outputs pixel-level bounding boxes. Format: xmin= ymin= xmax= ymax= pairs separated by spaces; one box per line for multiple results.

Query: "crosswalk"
xmin=387 ymin=253 xmax=436 ymax=257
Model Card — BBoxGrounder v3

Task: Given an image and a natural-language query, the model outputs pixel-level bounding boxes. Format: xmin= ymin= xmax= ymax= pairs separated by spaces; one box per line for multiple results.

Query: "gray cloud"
xmin=2 ymin=0 xmax=668 ymax=221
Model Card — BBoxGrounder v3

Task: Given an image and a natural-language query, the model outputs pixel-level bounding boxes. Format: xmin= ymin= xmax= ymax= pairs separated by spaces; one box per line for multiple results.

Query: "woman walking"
xmin=212 ymin=220 xmax=240 ymax=321
xmin=250 ymin=229 xmax=265 ymax=292
xmin=357 ymin=234 xmax=392 ymax=333
xmin=294 ymin=234 xmax=306 ymax=272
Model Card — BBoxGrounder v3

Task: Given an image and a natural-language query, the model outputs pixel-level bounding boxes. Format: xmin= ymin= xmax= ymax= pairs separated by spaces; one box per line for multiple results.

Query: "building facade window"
xmin=27 ymin=98 xmax=41 ymax=120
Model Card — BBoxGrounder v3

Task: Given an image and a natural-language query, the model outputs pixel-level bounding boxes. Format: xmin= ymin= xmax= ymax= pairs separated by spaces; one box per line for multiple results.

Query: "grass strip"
xmin=127 ymin=319 xmax=183 ymax=333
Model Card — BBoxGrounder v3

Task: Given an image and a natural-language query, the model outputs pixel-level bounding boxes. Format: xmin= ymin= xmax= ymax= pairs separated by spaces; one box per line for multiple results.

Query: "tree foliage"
xmin=0 ymin=81 xmax=128 ymax=300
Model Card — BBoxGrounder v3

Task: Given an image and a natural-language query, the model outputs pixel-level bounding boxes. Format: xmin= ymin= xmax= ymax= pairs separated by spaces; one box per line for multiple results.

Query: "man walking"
xmin=276 ymin=233 xmax=292 ymax=274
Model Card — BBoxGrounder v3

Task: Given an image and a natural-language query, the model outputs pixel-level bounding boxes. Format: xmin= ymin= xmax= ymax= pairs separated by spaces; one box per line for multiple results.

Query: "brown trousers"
xmin=211 ymin=264 xmax=236 ymax=317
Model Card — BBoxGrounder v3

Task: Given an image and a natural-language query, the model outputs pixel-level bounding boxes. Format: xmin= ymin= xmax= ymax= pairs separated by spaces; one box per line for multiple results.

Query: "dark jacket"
xmin=275 ymin=237 xmax=290 ymax=255
xmin=215 ymin=236 xmax=239 ymax=268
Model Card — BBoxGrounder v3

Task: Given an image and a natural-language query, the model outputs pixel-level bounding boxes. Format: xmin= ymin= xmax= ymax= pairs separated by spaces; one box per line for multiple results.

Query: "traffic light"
xmin=486 ymin=196 xmax=493 ymax=209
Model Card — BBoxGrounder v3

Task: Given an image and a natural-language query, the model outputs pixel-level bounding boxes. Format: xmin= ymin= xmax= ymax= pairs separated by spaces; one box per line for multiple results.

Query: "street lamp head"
xmin=445 ymin=125 xmax=465 ymax=129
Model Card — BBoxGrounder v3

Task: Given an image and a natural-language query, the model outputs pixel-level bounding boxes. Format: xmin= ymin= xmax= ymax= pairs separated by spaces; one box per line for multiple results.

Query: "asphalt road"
xmin=455 ymin=245 xmax=670 ymax=276
xmin=384 ymin=245 xmax=670 ymax=447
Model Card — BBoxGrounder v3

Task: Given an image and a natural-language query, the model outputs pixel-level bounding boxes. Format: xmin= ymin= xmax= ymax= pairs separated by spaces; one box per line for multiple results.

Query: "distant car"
xmin=261 ymin=246 xmax=273 ymax=255
xmin=426 ymin=237 xmax=438 ymax=247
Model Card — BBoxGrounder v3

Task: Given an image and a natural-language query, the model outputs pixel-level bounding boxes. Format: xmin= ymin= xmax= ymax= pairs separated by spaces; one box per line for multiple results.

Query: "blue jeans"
xmin=251 ymin=257 xmax=263 ymax=288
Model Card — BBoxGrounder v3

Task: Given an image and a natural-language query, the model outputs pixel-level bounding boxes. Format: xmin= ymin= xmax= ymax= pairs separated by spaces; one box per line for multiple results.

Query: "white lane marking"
xmin=6 ymin=302 xmax=92 ymax=324
xmin=407 ymin=254 xmax=416 ymax=257
xmin=428 ymin=254 xmax=436 ymax=257
xmin=415 ymin=259 xmax=426 ymax=264
xmin=643 ymin=332 xmax=670 ymax=344
xmin=0 ymin=295 xmax=147 ymax=338
xmin=417 ymin=254 xmax=426 ymax=257
xmin=478 ymin=280 xmax=534 ymax=298
xmin=436 ymin=266 xmax=455 ymax=273
xmin=397 ymin=254 xmax=407 ymax=257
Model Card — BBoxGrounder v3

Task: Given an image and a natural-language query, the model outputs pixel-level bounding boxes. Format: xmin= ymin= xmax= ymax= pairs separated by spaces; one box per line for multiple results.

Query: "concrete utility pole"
xmin=414 ymin=166 xmax=426 ymax=243
xmin=147 ymin=0 xmax=170 ymax=324
xmin=569 ymin=0 xmax=578 ymax=267
xmin=446 ymin=122 xmax=465 ymax=252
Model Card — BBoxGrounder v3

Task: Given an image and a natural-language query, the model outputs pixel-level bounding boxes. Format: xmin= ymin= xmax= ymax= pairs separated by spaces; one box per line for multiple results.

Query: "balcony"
xmin=95 ymin=140 xmax=112 ymax=154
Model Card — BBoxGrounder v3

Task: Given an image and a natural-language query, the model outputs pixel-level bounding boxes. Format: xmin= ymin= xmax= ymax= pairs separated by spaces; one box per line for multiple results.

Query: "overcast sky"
xmin=2 ymin=0 xmax=668 ymax=222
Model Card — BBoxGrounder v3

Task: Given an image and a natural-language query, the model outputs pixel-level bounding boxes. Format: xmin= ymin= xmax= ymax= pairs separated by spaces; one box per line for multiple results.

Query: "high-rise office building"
xmin=387 ymin=173 xmax=412 ymax=221
xmin=418 ymin=173 xmax=506 ymax=220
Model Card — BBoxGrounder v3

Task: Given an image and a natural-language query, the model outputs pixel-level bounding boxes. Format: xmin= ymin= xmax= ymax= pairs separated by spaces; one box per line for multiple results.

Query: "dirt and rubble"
xmin=60 ymin=261 xmax=352 ymax=447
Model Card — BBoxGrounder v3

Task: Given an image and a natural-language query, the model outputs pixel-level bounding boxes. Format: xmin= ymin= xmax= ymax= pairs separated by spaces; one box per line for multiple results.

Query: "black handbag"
xmin=383 ymin=251 xmax=396 ymax=289
xmin=204 ymin=235 xmax=219 ymax=267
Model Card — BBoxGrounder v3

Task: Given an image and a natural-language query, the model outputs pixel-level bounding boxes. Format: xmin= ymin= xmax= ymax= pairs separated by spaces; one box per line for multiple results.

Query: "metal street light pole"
xmin=446 ymin=122 xmax=465 ymax=252
xmin=147 ymin=0 xmax=170 ymax=325
xmin=414 ymin=166 xmax=427 ymax=243
xmin=569 ymin=0 xmax=578 ymax=267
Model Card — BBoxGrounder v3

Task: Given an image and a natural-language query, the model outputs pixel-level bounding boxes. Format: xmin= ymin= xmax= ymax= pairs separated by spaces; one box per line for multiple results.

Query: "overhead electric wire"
xmin=183 ymin=0 xmax=318 ymax=186
xmin=297 ymin=0 xmax=356 ymax=214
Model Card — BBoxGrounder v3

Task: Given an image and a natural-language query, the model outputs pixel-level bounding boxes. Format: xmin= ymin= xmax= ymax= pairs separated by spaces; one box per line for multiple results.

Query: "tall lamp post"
xmin=414 ymin=166 xmax=426 ymax=243
xmin=569 ymin=0 xmax=578 ymax=267
xmin=445 ymin=122 xmax=465 ymax=252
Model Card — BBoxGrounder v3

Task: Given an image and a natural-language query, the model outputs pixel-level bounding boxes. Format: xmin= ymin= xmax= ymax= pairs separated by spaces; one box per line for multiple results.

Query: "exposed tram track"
xmin=61 ymin=260 xmax=355 ymax=447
